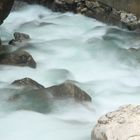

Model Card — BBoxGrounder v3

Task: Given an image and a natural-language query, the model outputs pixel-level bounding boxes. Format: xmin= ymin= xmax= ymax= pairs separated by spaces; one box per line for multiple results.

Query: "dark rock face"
xmin=16 ymin=0 xmax=54 ymax=8
xmin=98 ymin=0 xmax=140 ymax=18
xmin=8 ymin=80 xmax=91 ymax=113
xmin=0 ymin=0 xmax=14 ymax=24
xmin=12 ymin=77 xmax=45 ymax=89
xmin=0 ymin=50 xmax=36 ymax=68
xmin=12 ymin=1 xmax=28 ymax=11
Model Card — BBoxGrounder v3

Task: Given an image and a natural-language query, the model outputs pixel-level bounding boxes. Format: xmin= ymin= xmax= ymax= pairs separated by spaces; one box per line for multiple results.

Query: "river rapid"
xmin=0 ymin=4 xmax=140 ymax=140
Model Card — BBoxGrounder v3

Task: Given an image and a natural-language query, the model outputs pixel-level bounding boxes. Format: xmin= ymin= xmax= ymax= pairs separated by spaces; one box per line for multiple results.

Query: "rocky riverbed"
xmin=0 ymin=1 xmax=140 ymax=140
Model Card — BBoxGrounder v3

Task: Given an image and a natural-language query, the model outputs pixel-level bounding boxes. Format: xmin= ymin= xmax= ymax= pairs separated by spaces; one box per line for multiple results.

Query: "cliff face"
xmin=17 ymin=0 xmax=140 ymax=30
xmin=0 ymin=0 xmax=14 ymax=24
xmin=97 ymin=0 xmax=140 ymax=17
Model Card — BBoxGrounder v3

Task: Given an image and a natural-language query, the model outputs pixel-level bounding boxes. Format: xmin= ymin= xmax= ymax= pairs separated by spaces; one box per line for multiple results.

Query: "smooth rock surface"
xmin=92 ymin=105 xmax=140 ymax=140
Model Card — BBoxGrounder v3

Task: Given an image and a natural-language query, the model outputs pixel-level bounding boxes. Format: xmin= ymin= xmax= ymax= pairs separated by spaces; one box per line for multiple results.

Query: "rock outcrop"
xmin=92 ymin=105 xmax=140 ymax=140
xmin=18 ymin=0 xmax=140 ymax=30
xmin=0 ymin=0 xmax=14 ymax=24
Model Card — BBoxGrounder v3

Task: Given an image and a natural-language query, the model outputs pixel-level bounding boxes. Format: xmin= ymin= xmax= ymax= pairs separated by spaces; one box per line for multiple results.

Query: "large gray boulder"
xmin=92 ymin=105 xmax=140 ymax=140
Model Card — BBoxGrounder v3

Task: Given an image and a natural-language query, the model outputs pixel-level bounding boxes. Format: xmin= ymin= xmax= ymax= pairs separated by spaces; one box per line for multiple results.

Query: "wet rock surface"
xmin=9 ymin=32 xmax=31 ymax=46
xmin=12 ymin=77 xmax=45 ymax=89
xmin=92 ymin=105 xmax=140 ymax=140
xmin=45 ymin=80 xmax=92 ymax=102
xmin=8 ymin=80 xmax=91 ymax=113
xmin=0 ymin=32 xmax=36 ymax=68
xmin=0 ymin=50 xmax=36 ymax=68
xmin=11 ymin=80 xmax=91 ymax=102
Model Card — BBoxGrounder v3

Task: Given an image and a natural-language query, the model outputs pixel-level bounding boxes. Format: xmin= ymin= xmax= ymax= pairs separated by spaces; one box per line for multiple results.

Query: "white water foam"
xmin=0 ymin=4 xmax=140 ymax=140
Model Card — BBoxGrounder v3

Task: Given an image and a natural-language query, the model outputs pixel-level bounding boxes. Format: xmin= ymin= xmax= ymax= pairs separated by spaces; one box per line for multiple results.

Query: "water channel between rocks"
xmin=0 ymin=4 xmax=140 ymax=140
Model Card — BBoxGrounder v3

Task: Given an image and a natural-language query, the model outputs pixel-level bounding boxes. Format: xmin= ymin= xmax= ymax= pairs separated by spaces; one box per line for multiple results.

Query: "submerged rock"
xmin=10 ymin=80 xmax=91 ymax=102
xmin=45 ymin=80 xmax=91 ymax=102
xmin=92 ymin=105 xmax=140 ymax=140
xmin=14 ymin=32 xmax=30 ymax=42
xmin=12 ymin=77 xmax=45 ymax=89
xmin=0 ymin=50 xmax=36 ymax=68
xmin=0 ymin=45 xmax=10 ymax=55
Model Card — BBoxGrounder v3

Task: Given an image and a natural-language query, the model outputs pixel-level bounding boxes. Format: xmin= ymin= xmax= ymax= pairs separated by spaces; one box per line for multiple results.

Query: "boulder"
xmin=12 ymin=77 xmax=45 ymax=89
xmin=8 ymin=80 xmax=91 ymax=113
xmin=92 ymin=105 xmax=140 ymax=140
xmin=14 ymin=32 xmax=30 ymax=42
xmin=10 ymin=80 xmax=91 ymax=102
xmin=45 ymin=80 xmax=91 ymax=102
xmin=0 ymin=50 xmax=36 ymax=68
xmin=9 ymin=32 xmax=31 ymax=46
xmin=0 ymin=45 xmax=10 ymax=55
xmin=0 ymin=0 xmax=14 ymax=24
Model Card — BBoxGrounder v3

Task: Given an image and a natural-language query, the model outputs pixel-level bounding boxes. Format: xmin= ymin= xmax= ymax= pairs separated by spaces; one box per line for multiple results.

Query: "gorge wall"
xmin=98 ymin=0 xmax=140 ymax=17
xmin=0 ymin=0 xmax=14 ymax=25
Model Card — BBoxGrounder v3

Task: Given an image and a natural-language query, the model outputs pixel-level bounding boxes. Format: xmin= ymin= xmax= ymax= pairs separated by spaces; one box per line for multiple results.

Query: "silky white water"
xmin=0 ymin=4 xmax=140 ymax=140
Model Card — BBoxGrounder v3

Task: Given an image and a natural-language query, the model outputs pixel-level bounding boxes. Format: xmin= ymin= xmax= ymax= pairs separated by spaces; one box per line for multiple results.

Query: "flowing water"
xmin=0 ymin=4 xmax=140 ymax=140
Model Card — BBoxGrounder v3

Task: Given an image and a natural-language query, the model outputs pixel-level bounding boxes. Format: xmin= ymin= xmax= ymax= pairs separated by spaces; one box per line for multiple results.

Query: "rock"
xmin=0 ymin=0 xmax=14 ymax=24
xmin=0 ymin=45 xmax=10 ymax=55
xmin=52 ymin=0 xmax=77 ymax=12
xmin=17 ymin=0 xmax=140 ymax=30
xmin=14 ymin=32 xmax=30 ymax=42
xmin=0 ymin=50 xmax=36 ymax=68
xmin=15 ymin=0 xmax=54 ymax=8
xmin=92 ymin=105 xmax=140 ymax=140
xmin=98 ymin=0 xmax=140 ymax=18
xmin=9 ymin=32 xmax=31 ymax=46
xmin=45 ymin=80 xmax=91 ymax=102
xmin=12 ymin=1 xmax=28 ymax=11
xmin=12 ymin=77 xmax=45 ymax=89
xmin=8 ymin=80 xmax=91 ymax=113
xmin=10 ymin=80 xmax=91 ymax=102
